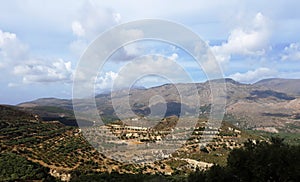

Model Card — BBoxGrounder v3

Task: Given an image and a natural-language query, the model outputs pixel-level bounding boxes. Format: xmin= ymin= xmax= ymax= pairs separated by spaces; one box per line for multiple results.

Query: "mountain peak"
xmin=205 ymin=78 xmax=242 ymax=85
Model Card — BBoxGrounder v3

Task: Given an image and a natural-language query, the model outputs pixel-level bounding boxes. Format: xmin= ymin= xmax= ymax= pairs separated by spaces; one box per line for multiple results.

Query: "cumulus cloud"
xmin=281 ymin=42 xmax=300 ymax=61
xmin=211 ymin=12 xmax=271 ymax=64
xmin=229 ymin=67 xmax=276 ymax=83
xmin=13 ymin=59 xmax=73 ymax=84
xmin=168 ymin=53 xmax=178 ymax=60
xmin=119 ymin=55 xmax=190 ymax=87
xmin=0 ymin=29 xmax=28 ymax=66
xmin=109 ymin=29 xmax=145 ymax=62
xmin=95 ymin=54 xmax=191 ymax=92
xmin=95 ymin=71 xmax=118 ymax=91
xmin=70 ymin=2 xmax=146 ymax=62
xmin=0 ymin=29 xmax=74 ymax=85
xmin=0 ymin=29 xmax=16 ymax=45
xmin=73 ymin=4 xmax=120 ymax=40
xmin=70 ymin=1 xmax=123 ymax=56
xmin=72 ymin=21 xmax=85 ymax=37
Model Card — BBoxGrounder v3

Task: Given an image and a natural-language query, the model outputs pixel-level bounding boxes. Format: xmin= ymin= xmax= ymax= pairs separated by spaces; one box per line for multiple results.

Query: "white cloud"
xmin=0 ymin=30 xmax=16 ymax=45
xmin=211 ymin=12 xmax=271 ymax=64
xmin=281 ymin=42 xmax=300 ymax=61
xmin=70 ymin=1 xmax=122 ymax=56
xmin=0 ymin=29 xmax=28 ymax=65
xmin=7 ymin=82 xmax=19 ymax=87
xmin=84 ymin=28 xmax=145 ymax=63
xmin=169 ymin=53 xmax=178 ymax=60
xmin=95 ymin=71 xmax=118 ymax=91
xmin=70 ymin=2 xmax=147 ymax=62
xmin=229 ymin=67 xmax=276 ymax=83
xmin=114 ymin=54 xmax=192 ymax=88
xmin=72 ymin=21 xmax=85 ymax=37
xmin=113 ymin=13 xmax=121 ymax=23
xmin=110 ymin=29 xmax=144 ymax=61
xmin=13 ymin=59 xmax=73 ymax=84
xmin=0 ymin=29 xmax=74 ymax=85
xmin=77 ymin=4 xmax=120 ymax=40
xmin=94 ymin=54 xmax=190 ymax=92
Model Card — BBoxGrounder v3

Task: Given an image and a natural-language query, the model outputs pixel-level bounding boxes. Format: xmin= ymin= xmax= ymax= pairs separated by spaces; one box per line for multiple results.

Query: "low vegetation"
xmin=1 ymin=105 xmax=300 ymax=181
xmin=188 ymin=137 xmax=300 ymax=181
xmin=0 ymin=152 xmax=56 ymax=181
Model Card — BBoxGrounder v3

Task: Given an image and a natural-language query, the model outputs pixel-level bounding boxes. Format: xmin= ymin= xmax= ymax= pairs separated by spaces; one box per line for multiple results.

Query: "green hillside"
xmin=1 ymin=105 xmax=299 ymax=181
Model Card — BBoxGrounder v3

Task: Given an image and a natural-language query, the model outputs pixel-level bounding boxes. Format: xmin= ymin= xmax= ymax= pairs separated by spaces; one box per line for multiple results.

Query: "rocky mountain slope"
xmin=255 ymin=78 xmax=300 ymax=96
xmin=1 ymin=105 xmax=259 ymax=181
xmin=18 ymin=78 xmax=300 ymax=132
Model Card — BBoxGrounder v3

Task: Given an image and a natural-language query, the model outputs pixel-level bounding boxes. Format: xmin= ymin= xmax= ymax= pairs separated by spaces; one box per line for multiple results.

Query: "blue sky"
xmin=1 ymin=0 xmax=300 ymax=104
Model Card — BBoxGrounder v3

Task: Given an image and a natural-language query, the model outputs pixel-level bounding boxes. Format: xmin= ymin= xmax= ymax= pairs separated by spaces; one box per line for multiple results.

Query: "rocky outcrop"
xmin=49 ymin=169 xmax=71 ymax=182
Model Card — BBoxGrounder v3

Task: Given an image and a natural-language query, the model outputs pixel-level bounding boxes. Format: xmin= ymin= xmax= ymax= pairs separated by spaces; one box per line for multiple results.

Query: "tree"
xmin=0 ymin=153 xmax=56 ymax=181
xmin=227 ymin=137 xmax=300 ymax=181
xmin=189 ymin=137 xmax=300 ymax=181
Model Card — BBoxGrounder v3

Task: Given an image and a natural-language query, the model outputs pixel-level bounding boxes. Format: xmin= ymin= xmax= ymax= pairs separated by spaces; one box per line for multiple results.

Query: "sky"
xmin=1 ymin=0 xmax=300 ymax=104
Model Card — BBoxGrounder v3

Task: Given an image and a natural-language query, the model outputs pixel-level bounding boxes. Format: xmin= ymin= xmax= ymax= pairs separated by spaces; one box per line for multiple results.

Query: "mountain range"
xmin=1 ymin=77 xmax=300 ymax=181
xmin=17 ymin=78 xmax=300 ymax=133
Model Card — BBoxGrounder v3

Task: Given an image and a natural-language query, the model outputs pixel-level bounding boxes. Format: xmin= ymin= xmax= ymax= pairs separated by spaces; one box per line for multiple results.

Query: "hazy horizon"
xmin=9 ymin=77 xmax=300 ymax=106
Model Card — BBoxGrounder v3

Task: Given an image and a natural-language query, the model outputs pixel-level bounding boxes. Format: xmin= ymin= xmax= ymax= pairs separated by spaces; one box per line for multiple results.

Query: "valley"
xmin=1 ymin=78 xmax=300 ymax=181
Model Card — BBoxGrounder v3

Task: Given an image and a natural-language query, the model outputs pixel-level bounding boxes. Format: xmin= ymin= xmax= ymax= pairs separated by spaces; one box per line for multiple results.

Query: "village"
xmin=81 ymin=116 xmax=244 ymax=166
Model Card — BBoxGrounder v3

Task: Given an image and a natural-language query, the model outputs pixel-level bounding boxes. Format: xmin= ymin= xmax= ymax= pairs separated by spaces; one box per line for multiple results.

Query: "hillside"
xmin=255 ymin=78 xmax=300 ymax=96
xmin=18 ymin=78 xmax=300 ymax=133
xmin=0 ymin=105 xmax=262 ymax=181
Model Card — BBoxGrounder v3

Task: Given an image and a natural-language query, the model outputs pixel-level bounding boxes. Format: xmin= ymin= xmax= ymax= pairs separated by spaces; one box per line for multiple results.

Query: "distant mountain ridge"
xmin=17 ymin=78 xmax=300 ymax=132
xmin=254 ymin=78 xmax=300 ymax=96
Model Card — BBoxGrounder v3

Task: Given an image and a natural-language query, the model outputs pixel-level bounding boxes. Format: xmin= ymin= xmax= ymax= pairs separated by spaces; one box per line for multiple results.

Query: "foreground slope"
xmin=1 ymin=105 xmax=260 ymax=181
